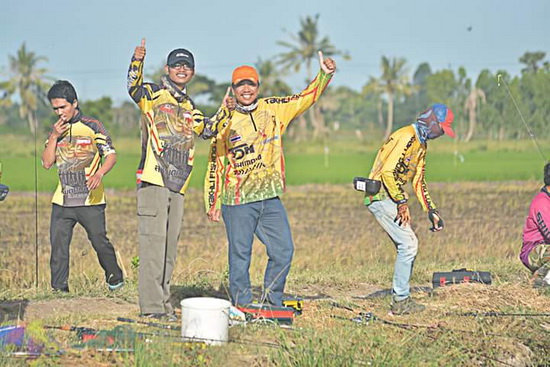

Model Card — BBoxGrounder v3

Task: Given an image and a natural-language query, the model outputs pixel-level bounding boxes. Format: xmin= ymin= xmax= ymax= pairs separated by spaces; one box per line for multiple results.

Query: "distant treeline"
xmin=2 ymin=15 xmax=549 ymax=143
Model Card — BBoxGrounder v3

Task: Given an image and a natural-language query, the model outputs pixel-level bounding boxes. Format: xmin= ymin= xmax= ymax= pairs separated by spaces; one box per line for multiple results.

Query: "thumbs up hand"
xmin=134 ymin=38 xmax=146 ymax=61
xmin=318 ymin=51 xmax=336 ymax=74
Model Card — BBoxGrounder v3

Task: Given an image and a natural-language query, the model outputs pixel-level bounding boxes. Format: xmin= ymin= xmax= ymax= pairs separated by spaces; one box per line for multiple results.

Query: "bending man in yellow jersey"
xmin=205 ymin=52 xmax=336 ymax=306
xmin=365 ymin=104 xmax=455 ymax=315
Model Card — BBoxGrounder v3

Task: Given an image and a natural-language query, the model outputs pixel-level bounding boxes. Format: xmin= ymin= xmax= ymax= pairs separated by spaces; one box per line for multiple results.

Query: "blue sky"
xmin=1 ymin=0 xmax=548 ymax=105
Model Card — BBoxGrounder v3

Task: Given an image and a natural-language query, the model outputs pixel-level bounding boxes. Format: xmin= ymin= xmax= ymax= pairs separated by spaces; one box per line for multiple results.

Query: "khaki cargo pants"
xmin=137 ymin=184 xmax=184 ymax=315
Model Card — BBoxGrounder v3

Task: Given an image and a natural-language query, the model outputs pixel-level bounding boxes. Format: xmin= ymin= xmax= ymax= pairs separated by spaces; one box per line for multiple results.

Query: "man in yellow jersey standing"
xmin=364 ymin=104 xmax=454 ymax=315
xmin=205 ymin=52 xmax=336 ymax=306
xmin=42 ymin=80 xmax=124 ymax=293
xmin=128 ymin=39 xmax=232 ymax=320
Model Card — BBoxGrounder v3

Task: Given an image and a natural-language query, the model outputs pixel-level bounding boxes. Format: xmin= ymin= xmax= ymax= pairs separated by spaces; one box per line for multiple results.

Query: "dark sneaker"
xmin=533 ymin=265 xmax=550 ymax=288
xmin=390 ymin=297 xmax=426 ymax=315
xmin=108 ymin=281 xmax=124 ymax=291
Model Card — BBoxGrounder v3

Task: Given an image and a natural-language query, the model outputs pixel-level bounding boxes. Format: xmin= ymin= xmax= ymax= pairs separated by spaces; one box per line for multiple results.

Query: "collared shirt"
xmin=127 ymin=57 xmax=230 ymax=194
xmin=366 ymin=125 xmax=436 ymax=211
xmin=520 ymin=187 xmax=550 ymax=267
xmin=205 ymin=69 xmax=332 ymax=210
xmin=48 ymin=111 xmax=115 ymax=207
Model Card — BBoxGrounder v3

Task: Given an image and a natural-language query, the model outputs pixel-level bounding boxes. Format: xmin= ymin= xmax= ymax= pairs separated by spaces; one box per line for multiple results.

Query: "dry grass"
xmin=0 ymin=181 xmax=549 ymax=366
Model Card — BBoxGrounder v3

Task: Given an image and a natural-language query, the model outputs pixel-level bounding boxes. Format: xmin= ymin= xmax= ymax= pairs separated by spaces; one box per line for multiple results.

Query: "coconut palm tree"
xmin=255 ymin=58 xmax=292 ymax=97
xmin=377 ymin=56 xmax=414 ymax=140
xmin=362 ymin=76 xmax=385 ymax=129
xmin=6 ymin=43 xmax=50 ymax=133
xmin=277 ymin=14 xmax=349 ymax=79
xmin=277 ymin=14 xmax=349 ymax=139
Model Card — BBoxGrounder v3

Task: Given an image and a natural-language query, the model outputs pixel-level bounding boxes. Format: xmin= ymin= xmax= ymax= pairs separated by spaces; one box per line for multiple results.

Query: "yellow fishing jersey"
xmin=127 ymin=57 xmax=230 ymax=194
xmin=367 ymin=125 xmax=436 ymax=211
xmin=47 ymin=111 xmax=115 ymax=207
xmin=205 ymin=70 xmax=332 ymax=210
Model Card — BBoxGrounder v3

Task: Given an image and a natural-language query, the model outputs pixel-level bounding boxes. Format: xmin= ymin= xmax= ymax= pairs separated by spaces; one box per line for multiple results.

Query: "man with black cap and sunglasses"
xmin=204 ymin=51 xmax=336 ymax=307
xmin=363 ymin=104 xmax=455 ymax=315
xmin=127 ymin=39 xmax=233 ymax=320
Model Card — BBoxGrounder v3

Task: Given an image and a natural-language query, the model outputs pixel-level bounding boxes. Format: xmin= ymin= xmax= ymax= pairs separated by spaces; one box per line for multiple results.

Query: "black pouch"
xmin=353 ymin=177 xmax=381 ymax=195
xmin=432 ymin=268 xmax=492 ymax=288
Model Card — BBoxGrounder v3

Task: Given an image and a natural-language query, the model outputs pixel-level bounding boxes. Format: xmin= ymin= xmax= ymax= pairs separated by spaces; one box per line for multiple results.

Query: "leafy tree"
xmin=519 ymin=51 xmax=546 ymax=74
xmin=80 ymin=97 xmax=113 ymax=130
xmin=5 ymin=43 xmax=50 ymax=133
xmin=362 ymin=76 xmax=385 ymax=129
xmin=425 ymin=69 xmax=458 ymax=106
xmin=112 ymin=101 xmax=140 ymax=133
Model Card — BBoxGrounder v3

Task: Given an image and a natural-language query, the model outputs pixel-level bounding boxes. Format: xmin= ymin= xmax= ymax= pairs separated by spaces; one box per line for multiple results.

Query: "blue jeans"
xmin=222 ymin=197 xmax=294 ymax=306
xmin=367 ymin=199 xmax=419 ymax=301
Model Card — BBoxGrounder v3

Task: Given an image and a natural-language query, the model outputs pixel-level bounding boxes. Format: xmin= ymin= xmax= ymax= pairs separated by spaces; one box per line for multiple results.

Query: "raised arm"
xmin=127 ymin=38 xmax=154 ymax=107
xmin=267 ymin=51 xmax=336 ymax=133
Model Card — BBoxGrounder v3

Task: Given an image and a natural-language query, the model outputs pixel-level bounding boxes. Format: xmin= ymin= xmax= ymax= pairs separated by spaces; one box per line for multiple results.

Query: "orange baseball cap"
xmin=232 ymin=65 xmax=259 ymax=85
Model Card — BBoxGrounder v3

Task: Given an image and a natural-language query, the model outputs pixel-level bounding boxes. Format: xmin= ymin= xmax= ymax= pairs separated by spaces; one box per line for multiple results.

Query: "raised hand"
xmin=134 ymin=38 xmax=146 ymax=61
xmin=51 ymin=118 xmax=69 ymax=139
xmin=223 ymin=87 xmax=236 ymax=111
xmin=318 ymin=51 xmax=336 ymax=74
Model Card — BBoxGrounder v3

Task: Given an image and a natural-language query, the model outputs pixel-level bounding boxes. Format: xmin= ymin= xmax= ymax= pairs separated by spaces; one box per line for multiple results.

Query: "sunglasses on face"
xmin=232 ymin=80 xmax=258 ymax=88
xmin=170 ymin=63 xmax=193 ymax=70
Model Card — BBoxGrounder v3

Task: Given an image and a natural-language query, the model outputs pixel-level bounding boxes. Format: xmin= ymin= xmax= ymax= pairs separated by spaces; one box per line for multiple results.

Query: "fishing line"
xmin=497 ymin=74 xmax=547 ymax=162
xmin=33 ymin=110 xmax=39 ymax=288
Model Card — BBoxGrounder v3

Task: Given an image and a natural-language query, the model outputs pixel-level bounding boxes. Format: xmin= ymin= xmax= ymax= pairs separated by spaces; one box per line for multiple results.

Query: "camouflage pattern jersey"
xmin=127 ymin=57 xmax=230 ymax=194
xmin=47 ymin=110 xmax=114 ymax=207
xmin=205 ymin=69 xmax=332 ymax=211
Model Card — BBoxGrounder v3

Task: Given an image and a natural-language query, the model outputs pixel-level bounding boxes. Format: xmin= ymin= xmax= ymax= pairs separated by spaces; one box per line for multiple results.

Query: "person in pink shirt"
xmin=521 ymin=163 xmax=550 ymax=288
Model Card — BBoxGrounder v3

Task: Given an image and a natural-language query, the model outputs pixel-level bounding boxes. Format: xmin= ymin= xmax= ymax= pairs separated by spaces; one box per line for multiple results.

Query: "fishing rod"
xmin=116 ymin=317 xmax=181 ymax=331
xmin=330 ymin=302 xmax=544 ymax=343
xmin=451 ymin=311 xmax=550 ymax=317
xmin=497 ymin=74 xmax=548 ymax=162
xmin=33 ymin=110 xmax=39 ymax=288
xmin=47 ymin=323 xmax=281 ymax=349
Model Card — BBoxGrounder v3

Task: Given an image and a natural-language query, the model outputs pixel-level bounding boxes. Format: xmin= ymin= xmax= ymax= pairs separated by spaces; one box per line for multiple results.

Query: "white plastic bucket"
xmin=180 ymin=297 xmax=231 ymax=345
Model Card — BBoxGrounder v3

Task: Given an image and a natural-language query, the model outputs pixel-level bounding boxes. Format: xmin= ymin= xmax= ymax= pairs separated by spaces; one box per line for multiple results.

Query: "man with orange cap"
xmin=205 ymin=51 xmax=336 ymax=306
xmin=363 ymin=104 xmax=455 ymax=315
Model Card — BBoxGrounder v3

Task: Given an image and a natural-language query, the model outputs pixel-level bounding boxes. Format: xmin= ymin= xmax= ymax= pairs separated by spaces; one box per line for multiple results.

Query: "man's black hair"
xmin=544 ymin=162 xmax=550 ymax=186
xmin=47 ymin=80 xmax=78 ymax=103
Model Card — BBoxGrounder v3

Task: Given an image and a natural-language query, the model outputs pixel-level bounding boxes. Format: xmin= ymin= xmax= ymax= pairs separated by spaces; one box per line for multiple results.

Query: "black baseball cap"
xmin=167 ymin=48 xmax=195 ymax=68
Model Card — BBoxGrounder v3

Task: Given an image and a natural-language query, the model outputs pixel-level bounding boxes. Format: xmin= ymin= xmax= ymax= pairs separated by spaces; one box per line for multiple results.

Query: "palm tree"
xmin=277 ymin=14 xmax=349 ymax=79
xmin=277 ymin=14 xmax=350 ymax=139
xmin=362 ymin=76 xmax=385 ymax=129
xmin=6 ymin=43 xmax=50 ymax=133
xmin=377 ymin=56 xmax=414 ymax=140
xmin=463 ymin=86 xmax=486 ymax=142
xmin=255 ymin=58 xmax=292 ymax=97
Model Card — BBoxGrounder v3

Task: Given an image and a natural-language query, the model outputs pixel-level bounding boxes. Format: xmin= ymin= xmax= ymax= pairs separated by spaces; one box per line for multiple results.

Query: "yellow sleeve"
xmin=192 ymin=106 xmax=231 ymax=139
xmin=127 ymin=57 xmax=155 ymax=113
xmin=378 ymin=132 xmax=414 ymax=204
xmin=264 ymin=69 xmax=333 ymax=134
xmin=412 ymin=151 xmax=436 ymax=211
xmin=204 ymin=128 xmax=228 ymax=212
